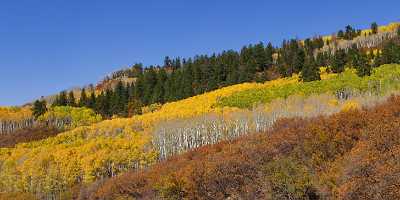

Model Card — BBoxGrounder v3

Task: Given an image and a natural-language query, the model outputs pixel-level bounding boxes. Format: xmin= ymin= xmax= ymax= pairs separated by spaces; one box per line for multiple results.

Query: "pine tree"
xmin=381 ymin=40 xmax=400 ymax=64
xmin=111 ymin=81 xmax=128 ymax=116
xmin=151 ymin=69 xmax=167 ymax=104
xmin=344 ymin=25 xmax=356 ymax=40
xmin=127 ymin=98 xmax=142 ymax=117
xmin=347 ymin=45 xmax=360 ymax=66
xmin=371 ymin=22 xmax=378 ymax=34
xmin=192 ymin=63 xmax=204 ymax=94
xmin=134 ymin=74 xmax=145 ymax=102
xmin=337 ymin=30 xmax=344 ymax=39
xmin=67 ymin=91 xmax=76 ymax=107
xmin=88 ymin=91 xmax=96 ymax=109
xmin=254 ymin=42 xmax=267 ymax=71
xmin=182 ymin=63 xmax=194 ymax=98
xmin=355 ymin=52 xmax=371 ymax=77
xmin=265 ymin=42 xmax=275 ymax=69
xmin=397 ymin=26 xmax=400 ymax=37
xmin=143 ymin=67 xmax=158 ymax=105
xmin=330 ymin=49 xmax=347 ymax=73
xmin=300 ymin=56 xmax=320 ymax=82
xmin=54 ymin=91 xmax=68 ymax=106
xmin=79 ymin=88 xmax=88 ymax=107
xmin=32 ymin=99 xmax=47 ymax=119
xmin=293 ymin=48 xmax=305 ymax=73
xmin=95 ymin=91 xmax=107 ymax=117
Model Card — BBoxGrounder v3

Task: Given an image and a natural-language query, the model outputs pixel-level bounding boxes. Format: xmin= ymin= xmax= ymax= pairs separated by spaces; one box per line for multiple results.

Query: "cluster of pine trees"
xmin=47 ymin=23 xmax=400 ymax=118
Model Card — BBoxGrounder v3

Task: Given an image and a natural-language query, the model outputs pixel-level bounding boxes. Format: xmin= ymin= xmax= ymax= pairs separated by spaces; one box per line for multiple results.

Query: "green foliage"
xmin=218 ymin=64 xmax=400 ymax=108
xmin=31 ymin=99 xmax=47 ymax=119
xmin=38 ymin=106 xmax=102 ymax=130
xmin=264 ymin=158 xmax=317 ymax=200
xmin=397 ymin=26 xmax=400 ymax=36
xmin=300 ymin=57 xmax=321 ymax=82
xmin=67 ymin=91 xmax=76 ymax=106
xmin=53 ymin=91 xmax=68 ymax=107
xmin=79 ymin=88 xmax=88 ymax=107
xmin=330 ymin=49 xmax=346 ymax=73
xmin=355 ymin=52 xmax=371 ymax=77
xmin=371 ymin=22 xmax=378 ymax=34
xmin=381 ymin=40 xmax=400 ymax=64
xmin=156 ymin=175 xmax=187 ymax=200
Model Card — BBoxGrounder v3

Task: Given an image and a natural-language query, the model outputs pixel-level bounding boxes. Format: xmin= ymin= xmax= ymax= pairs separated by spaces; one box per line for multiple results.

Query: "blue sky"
xmin=0 ymin=0 xmax=399 ymax=106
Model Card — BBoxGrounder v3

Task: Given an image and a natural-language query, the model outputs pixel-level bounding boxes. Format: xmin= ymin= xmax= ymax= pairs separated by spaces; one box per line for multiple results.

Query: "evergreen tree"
xmin=254 ymin=42 xmax=267 ymax=71
xmin=293 ymin=48 xmax=305 ymax=73
xmin=181 ymin=63 xmax=194 ymax=98
xmin=111 ymin=81 xmax=128 ymax=116
xmin=355 ymin=52 xmax=371 ymax=77
xmin=347 ymin=45 xmax=360 ymax=66
xmin=381 ymin=40 xmax=400 ymax=64
xmin=397 ymin=26 xmax=400 ymax=37
xmin=192 ymin=62 xmax=203 ymax=94
xmin=164 ymin=56 xmax=172 ymax=68
xmin=54 ymin=91 xmax=68 ymax=106
xmin=88 ymin=91 xmax=96 ymax=109
xmin=337 ymin=30 xmax=344 ymax=39
xmin=32 ymin=99 xmax=47 ymax=119
xmin=152 ymin=69 xmax=167 ymax=104
xmin=371 ymin=22 xmax=378 ymax=34
xmin=79 ymin=88 xmax=88 ymax=107
xmin=265 ymin=42 xmax=275 ymax=68
xmin=134 ymin=74 xmax=145 ymax=102
xmin=300 ymin=56 xmax=320 ymax=82
xmin=103 ymin=89 xmax=113 ymax=117
xmin=95 ymin=91 xmax=108 ymax=117
xmin=330 ymin=49 xmax=347 ymax=73
xmin=344 ymin=25 xmax=356 ymax=40
xmin=67 ymin=91 xmax=76 ymax=107
xmin=142 ymin=67 xmax=158 ymax=105
xmin=127 ymin=98 xmax=142 ymax=117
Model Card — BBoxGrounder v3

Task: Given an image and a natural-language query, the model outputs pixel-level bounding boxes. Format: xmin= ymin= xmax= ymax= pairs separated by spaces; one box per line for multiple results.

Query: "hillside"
xmin=84 ymin=94 xmax=400 ymax=200
xmin=0 ymin=21 xmax=400 ymax=200
xmin=44 ymin=22 xmax=400 ymax=118
xmin=1 ymin=64 xmax=400 ymax=199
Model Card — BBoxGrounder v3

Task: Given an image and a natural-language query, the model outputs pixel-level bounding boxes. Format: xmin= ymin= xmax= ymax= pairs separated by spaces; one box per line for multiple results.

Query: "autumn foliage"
xmin=1 ymin=65 xmax=400 ymax=199
xmin=86 ymin=95 xmax=400 ymax=200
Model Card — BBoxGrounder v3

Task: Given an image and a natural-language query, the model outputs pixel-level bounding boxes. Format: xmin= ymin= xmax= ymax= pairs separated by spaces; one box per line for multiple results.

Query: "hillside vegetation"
xmin=1 ymin=64 xmax=400 ymax=199
xmin=0 ymin=107 xmax=34 ymax=135
xmin=82 ymin=95 xmax=400 ymax=200
xmin=218 ymin=64 xmax=400 ymax=108
xmin=47 ymin=22 xmax=400 ymax=118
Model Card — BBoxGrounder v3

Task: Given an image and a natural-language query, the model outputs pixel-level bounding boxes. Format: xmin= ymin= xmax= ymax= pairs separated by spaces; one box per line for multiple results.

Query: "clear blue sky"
xmin=0 ymin=0 xmax=399 ymax=106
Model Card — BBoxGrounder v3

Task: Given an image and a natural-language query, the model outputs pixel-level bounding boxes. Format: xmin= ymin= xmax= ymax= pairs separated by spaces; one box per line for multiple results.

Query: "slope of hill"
xmin=1 ymin=64 xmax=400 ymax=199
xmin=44 ymin=22 xmax=400 ymax=119
xmin=218 ymin=64 xmax=400 ymax=108
xmin=81 ymin=94 xmax=400 ymax=200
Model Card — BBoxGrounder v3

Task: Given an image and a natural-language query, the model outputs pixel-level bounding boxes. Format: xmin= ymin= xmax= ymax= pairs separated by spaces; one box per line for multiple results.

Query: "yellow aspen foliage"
xmin=328 ymin=99 xmax=339 ymax=107
xmin=0 ymin=122 xmax=157 ymax=197
xmin=1 ymin=64 xmax=400 ymax=198
xmin=341 ymin=100 xmax=360 ymax=112
xmin=0 ymin=106 xmax=32 ymax=121
xmin=38 ymin=106 xmax=102 ymax=130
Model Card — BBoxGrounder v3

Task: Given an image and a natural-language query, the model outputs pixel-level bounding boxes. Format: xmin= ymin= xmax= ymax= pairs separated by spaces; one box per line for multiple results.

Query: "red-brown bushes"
xmin=82 ymin=95 xmax=400 ymax=200
xmin=0 ymin=126 xmax=60 ymax=147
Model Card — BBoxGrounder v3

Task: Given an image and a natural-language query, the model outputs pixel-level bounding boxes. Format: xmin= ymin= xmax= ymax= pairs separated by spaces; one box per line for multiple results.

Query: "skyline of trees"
xmin=46 ymin=23 xmax=400 ymax=119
